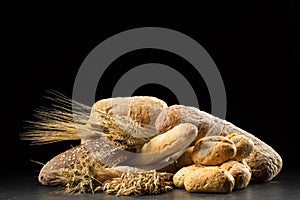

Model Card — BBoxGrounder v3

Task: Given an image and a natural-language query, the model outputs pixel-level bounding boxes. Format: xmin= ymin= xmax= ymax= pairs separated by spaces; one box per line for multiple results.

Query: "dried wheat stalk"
xmin=20 ymin=90 xmax=156 ymax=151
xmin=103 ymin=170 xmax=173 ymax=196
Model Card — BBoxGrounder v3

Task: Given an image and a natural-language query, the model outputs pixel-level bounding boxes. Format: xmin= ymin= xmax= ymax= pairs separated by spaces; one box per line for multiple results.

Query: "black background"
xmin=2 ymin=1 xmax=298 ymax=176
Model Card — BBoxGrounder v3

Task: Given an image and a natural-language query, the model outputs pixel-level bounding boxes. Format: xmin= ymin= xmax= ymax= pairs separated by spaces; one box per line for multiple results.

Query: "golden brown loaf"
xmin=141 ymin=123 xmax=198 ymax=153
xmin=184 ymin=167 xmax=235 ymax=193
xmin=226 ymin=132 xmax=254 ymax=161
xmin=221 ymin=160 xmax=251 ymax=189
xmin=173 ymin=165 xmax=199 ymax=188
xmin=191 ymin=136 xmax=236 ymax=165
xmin=91 ymin=96 xmax=168 ymax=126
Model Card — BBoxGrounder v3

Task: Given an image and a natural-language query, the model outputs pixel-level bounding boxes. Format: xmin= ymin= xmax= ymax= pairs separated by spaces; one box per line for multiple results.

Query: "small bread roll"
xmin=226 ymin=132 xmax=254 ymax=161
xmin=221 ymin=160 xmax=252 ymax=189
xmin=173 ymin=165 xmax=199 ymax=188
xmin=192 ymin=136 xmax=236 ymax=165
xmin=184 ymin=167 xmax=235 ymax=193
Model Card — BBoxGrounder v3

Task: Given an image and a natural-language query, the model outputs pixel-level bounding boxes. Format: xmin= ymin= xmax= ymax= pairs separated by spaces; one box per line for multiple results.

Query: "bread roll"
xmin=221 ymin=160 xmax=251 ymax=189
xmin=184 ymin=167 xmax=235 ymax=193
xmin=226 ymin=132 xmax=254 ymax=161
xmin=173 ymin=165 xmax=199 ymax=188
xmin=192 ymin=136 xmax=236 ymax=165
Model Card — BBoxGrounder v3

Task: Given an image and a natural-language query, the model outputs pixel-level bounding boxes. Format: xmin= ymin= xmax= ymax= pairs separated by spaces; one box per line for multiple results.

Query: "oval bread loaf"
xmin=226 ymin=132 xmax=254 ymax=161
xmin=192 ymin=136 xmax=236 ymax=165
xmin=184 ymin=167 xmax=235 ymax=193
xmin=141 ymin=123 xmax=197 ymax=153
xmin=221 ymin=160 xmax=251 ymax=189
xmin=173 ymin=165 xmax=199 ymax=188
xmin=91 ymin=96 xmax=167 ymax=126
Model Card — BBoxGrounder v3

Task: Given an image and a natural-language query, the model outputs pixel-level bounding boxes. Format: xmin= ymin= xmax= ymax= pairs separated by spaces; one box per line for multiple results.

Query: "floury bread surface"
xmin=90 ymin=96 xmax=168 ymax=126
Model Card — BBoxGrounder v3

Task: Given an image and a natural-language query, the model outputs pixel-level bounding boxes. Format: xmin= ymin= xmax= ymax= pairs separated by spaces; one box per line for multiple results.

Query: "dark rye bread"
xmin=38 ymin=138 xmax=126 ymax=186
xmin=155 ymin=105 xmax=282 ymax=182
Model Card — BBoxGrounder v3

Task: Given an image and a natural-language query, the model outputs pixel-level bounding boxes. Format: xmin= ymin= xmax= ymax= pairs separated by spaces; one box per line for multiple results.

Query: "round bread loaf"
xmin=184 ymin=167 xmax=235 ymax=193
xmin=221 ymin=160 xmax=251 ymax=189
xmin=91 ymin=96 xmax=168 ymax=126
xmin=192 ymin=136 xmax=236 ymax=165
xmin=226 ymin=132 xmax=254 ymax=161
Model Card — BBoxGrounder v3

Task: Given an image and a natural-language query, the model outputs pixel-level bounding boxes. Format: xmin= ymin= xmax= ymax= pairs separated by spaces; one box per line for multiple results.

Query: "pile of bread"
xmin=37 ymin=96 xmax=282 ymax=194
xmin=173 ymin=133 xmax=253 ymax=193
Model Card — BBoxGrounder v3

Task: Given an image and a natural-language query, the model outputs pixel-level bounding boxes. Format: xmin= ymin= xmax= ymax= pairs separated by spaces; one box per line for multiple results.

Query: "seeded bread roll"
xmin=184 ymin=167 xmax=235 ymax=193
xmin=192 ymin=136 xmax=236 ymax=165
xmin=221 ymin=160 xmax=251 ymax=189
xmin=155 ymin=105 xmax=282 ymax=182
xmin=226 ymin=132 xmax=254 ymax=161
xmin=173 ymin=165 xmax=199 ymax=188
xmin=91 ymin=96 xmax=168 ymax=126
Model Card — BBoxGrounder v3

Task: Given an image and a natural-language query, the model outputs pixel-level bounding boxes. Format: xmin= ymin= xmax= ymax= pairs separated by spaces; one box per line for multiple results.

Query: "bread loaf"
xmin=38 ymin=138 xmax=128 ymax=186
xmin=91 ymin=96 xmax=167 ymax=126
xmin=121 ymin=123 xmax=198 ymax=168
xmin=173 ymin=165 xmax=199 ymax=188
xmin=221 ymin=160 xmax=251 ymax=189
xmin=226 ymin=132 xmax=254 ymax=161
xmin=184 ymin=167 xmax=235 ymax=193
xmin=141 ymin=123 xmax=197 ymax=154
xmin=191 ymin=136 xmax=236 ymax=165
